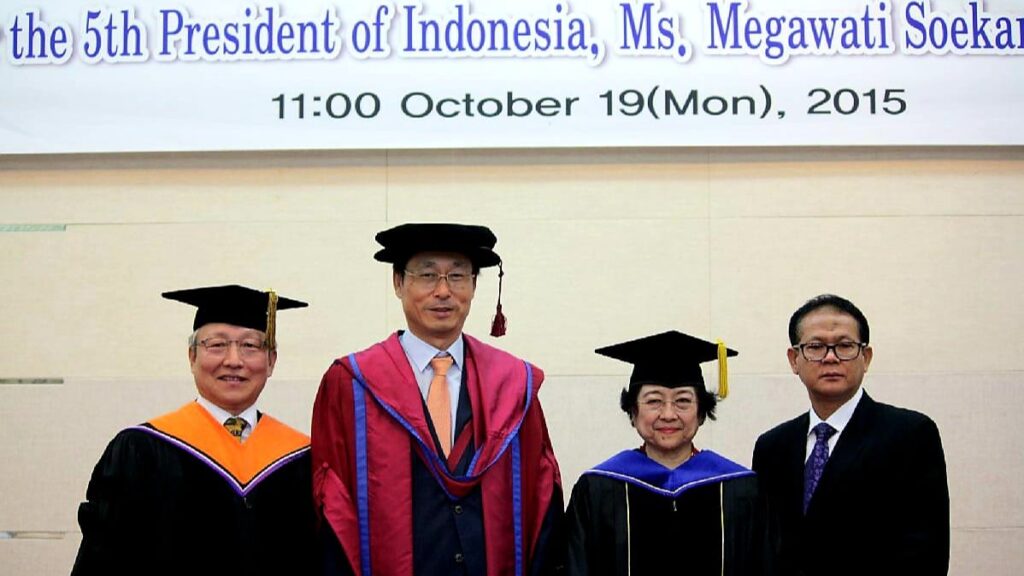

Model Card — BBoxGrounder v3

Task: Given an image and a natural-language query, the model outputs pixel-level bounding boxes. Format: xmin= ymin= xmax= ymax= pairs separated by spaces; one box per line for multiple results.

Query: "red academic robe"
xmin=311 ymin=332 xmax=562 ymax=576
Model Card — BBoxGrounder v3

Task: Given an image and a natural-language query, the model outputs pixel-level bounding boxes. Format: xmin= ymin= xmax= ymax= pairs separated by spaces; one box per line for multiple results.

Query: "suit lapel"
xmin=782 ymin=414 xmax=811 ymax=515
xmin=811 ymin=391 xmax=877 ymax=508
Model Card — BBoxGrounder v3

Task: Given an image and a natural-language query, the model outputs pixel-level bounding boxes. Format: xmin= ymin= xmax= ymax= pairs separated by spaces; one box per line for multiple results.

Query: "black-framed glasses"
xmin=403 ymin=270 xmax=476 ymax=291
xmin=196 ymin=338 xmax=267 ymax=357
xmin=793 ymin=341 xmax=866 ymax=362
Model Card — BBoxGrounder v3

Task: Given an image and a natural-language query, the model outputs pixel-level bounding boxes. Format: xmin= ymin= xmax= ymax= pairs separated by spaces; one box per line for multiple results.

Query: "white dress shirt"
xmin=805 ymin=386 xmax=864 ymax=463
xmin=196 ymin=397 xmax=258 ymax=442
xmin=399 ymin=330 xmax=464 ymax=446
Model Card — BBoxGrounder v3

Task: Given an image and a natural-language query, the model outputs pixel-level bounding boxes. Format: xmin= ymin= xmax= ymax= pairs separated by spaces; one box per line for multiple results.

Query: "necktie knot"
xmin=430 ymin=354 xmax=454 ymax=376
xmin=813 ymin=422 xmax=836 ymax=442
xmin=223 ymin=416 xmax=248 ymax=441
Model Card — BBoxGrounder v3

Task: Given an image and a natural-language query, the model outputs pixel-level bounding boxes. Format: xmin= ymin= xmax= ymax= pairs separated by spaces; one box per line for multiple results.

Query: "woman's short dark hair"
xmin=619 ymin=383 xmax=718 ymax=424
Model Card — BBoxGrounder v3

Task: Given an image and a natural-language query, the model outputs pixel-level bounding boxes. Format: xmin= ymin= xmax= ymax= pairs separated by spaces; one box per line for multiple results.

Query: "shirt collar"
xmin=808 ymin=386 xmax=863 ymax=436
xmin=399 ymin=330 xmax=464 ymax=373
xmin=196 ymin=396 xmax=258 ymax=428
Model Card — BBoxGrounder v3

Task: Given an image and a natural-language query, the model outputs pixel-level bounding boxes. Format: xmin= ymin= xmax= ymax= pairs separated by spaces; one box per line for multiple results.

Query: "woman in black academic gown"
xmin=566 ymin=331 xmax=770 ymax=576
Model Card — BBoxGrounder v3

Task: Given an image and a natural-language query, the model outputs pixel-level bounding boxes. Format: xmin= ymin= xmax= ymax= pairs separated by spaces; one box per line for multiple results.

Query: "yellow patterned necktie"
xmin=223 ymin=417 xmax=248 ymax=441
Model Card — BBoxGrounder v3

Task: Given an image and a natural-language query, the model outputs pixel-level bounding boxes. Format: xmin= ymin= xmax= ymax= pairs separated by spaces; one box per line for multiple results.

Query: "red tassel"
xmin=490 ymin=304 xmax=507 ymax=337
xmin=490 ymin=262 xmax=506 ymax=337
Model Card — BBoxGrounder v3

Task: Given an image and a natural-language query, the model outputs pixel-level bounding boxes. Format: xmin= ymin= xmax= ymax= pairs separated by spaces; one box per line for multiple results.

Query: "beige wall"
xmin=1 ymin=147 xmax=1022 ymax=574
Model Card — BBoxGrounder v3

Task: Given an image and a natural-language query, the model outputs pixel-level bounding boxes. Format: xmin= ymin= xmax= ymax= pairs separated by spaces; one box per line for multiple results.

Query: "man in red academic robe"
xmin=312 ymin=223 xmax=565 ymax=576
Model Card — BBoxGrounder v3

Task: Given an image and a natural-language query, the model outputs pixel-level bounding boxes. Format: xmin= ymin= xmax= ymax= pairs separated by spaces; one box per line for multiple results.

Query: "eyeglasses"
xmin=403 ymin=270 xmax=476 ymax=291
xmin=639 ymin=397 xmax=696 ymax=413
xmin=195 ymin=338 xmax=267 ymax=357
xmin=793 ymin=341 xmax=866 ymax=362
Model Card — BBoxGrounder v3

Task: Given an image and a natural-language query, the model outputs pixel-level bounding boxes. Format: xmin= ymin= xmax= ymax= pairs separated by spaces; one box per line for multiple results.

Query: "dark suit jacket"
xmin=752 ymin=391 xmax=949 ymax=576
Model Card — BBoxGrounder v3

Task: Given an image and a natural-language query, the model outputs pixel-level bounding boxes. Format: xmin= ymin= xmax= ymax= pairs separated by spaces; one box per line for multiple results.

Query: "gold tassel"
xmin=716 ymin=339 xmax=729 ymax=399
xmin=266 ymin=289 xmax=279 ymax=350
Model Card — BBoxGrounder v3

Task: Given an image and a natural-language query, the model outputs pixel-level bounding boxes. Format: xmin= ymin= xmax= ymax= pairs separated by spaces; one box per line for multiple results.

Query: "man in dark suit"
xmin=753 ymin=294 xmax=949 ymax=576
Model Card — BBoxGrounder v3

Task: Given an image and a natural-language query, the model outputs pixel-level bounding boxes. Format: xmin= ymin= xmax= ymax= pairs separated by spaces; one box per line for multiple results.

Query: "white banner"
xmin=2 ymin=0 xmax=1023 ymax=153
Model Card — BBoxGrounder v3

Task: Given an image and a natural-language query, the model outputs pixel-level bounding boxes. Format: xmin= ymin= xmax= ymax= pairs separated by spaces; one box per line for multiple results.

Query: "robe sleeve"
xmin=520 ymin=370 xmax=567 ymax=576
xmin=71 ymin=430 xmax=165 ymax=576
xmin=529 ymin=483 xmax=567 ymax=575
xmin=723 ymin=475 xmax=777 ymax=576
xmin=311 ymin=360 xmax=359 ymax=576
xmin=565 ymin=476 xmax=599 ymax=576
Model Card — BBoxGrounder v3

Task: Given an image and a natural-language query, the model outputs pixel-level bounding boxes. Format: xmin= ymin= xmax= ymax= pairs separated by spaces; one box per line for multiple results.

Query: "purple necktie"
xmin=803 ymin=422 xmax=836 ymax=514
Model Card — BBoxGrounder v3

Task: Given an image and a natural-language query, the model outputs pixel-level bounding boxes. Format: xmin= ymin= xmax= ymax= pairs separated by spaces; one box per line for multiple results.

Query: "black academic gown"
xmin=566 ymin=449 xmax=769 ymax=576
xmin=752 ymin=391 xmax=949 ymax=576
xmin=72 ymin=408 xmax=317 ymax=576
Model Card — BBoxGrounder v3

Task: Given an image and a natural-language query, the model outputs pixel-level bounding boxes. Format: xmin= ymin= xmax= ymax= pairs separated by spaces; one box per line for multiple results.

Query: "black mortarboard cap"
xmin=595 ymin=330 xmax=738 ymax=398
xmin=373 ymin=223 xmax=501 ymax=269
xmin=161 ymin=284 xmax=307 ymax=348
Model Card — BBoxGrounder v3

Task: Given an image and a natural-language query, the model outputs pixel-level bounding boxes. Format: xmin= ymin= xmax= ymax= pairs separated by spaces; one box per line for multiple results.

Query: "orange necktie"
xmin=427 ymin=354 xmax=454 ymax=456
